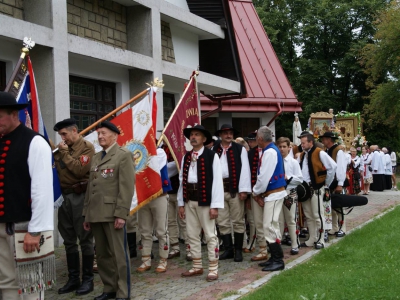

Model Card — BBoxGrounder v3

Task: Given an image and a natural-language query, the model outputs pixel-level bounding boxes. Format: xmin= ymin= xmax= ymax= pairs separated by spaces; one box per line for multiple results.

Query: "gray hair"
xmin=257 ymin=126 xmax=273 ymax=142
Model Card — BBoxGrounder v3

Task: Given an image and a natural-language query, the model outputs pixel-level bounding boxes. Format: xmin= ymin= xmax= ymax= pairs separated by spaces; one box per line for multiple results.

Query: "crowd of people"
xmin=1 ymin=89 xmax=398 ymax=299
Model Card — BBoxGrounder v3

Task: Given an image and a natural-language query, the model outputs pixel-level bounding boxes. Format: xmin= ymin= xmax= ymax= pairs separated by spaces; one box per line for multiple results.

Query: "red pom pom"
xmin=187 ymin=244 xmax=190 ymax=249
xmin=163 ymin=180 xmax=169 ymax=186
xmin=164 ymin=245 xmax=168 ymax=250
xmin=139 ymin=245 xmax=143 ymax=250
xmin=5 ymin=140 xmax=11 ymax=145
xmin=296 ymin=230 xmax=300 ymax=235
xmin=215 ymin=248 xmax=219 ymax=252
xmin=340 ymin=220 xmax=344 ymax=225
xmin=275 ymin=238 xmax=281 ymax=244
xmin=319 ymin=229 xmax=324 ymax=233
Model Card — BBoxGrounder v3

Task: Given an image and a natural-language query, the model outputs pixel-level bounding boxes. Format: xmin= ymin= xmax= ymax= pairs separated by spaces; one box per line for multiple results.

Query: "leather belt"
xmin=260 ymin=186 xmax=285 ymax=198
xmin=186 ymin=183 xmax=199 ymax=201
xmin=223 ymin=178 xmax=230 ymax=192
xmin=62 ymin=181 xmax=88 ymax=195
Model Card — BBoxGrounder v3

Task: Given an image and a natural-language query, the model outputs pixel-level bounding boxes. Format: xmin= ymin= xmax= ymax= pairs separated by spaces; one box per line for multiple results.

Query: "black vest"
xmin=213 ymin=141 xmax=243 ymax=193
xmin=248 ymin=146 xmax=259 ymax=188
xmin=0 ymin=124 xmax=41 ymax=223
xmin=182 ymin=148 xmax=215 ymax=206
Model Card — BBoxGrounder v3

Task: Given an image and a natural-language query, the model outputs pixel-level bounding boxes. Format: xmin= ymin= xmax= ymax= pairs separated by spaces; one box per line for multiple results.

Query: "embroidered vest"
xmin=0 ymin=124 xmax=41 ymax=223
xmin=260 ymin=143 xmax=286 ymax=192
xmin=300 ymin=146 xmax=327 ymax=189
xmin=248 ymin=146 xmax=260 ymax=188
xmin=213 ymin=141 xmax=242 ymax=193
xmin=182 ymin=148 xmax=215 ymax=206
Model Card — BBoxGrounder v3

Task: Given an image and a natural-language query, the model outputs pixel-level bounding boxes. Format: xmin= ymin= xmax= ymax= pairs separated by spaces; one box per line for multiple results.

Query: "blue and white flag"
xmin=16 ymin=56 xmax=63 ymax=208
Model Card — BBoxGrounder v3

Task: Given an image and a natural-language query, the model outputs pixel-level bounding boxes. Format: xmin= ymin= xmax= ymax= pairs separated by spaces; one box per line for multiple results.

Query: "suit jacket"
xmin=83 ymin=143 xmax=135 ymax=223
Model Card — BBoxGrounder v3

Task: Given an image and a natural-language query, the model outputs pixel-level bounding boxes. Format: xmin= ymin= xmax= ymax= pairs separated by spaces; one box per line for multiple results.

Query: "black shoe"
xmin=314 ymin=242 xmax=324 ymax=249
xmin=219 ymin=234 xmax=234 ymax=260
xmin=76 ymin=254 xmax=94 ymax=296
xmin=261 ymin=243 xmax=284 ymax=272
xmin=58 ymin=252 xmax=81 ymax=294
xmin=258 ymin=257 xmax=273 ymax=267
xmin=299 ymin=242 xmax=311 ymax=248
xmin=336 ymin=230 xmax=346 ymax=237
xmin=179 ymin=238 xmax=185 ymax=244
xmin=282 ymin=236 xmax=291 ymax=246
xmin=233 ymin=232 xmax=244 ymax=262
xmin=290 ymin=248 xmax=299 ymax=255
xmin=299 ymin=232 xmax=307 ymax=238
xmin=94 ymin=292 xmax=117 ymax=300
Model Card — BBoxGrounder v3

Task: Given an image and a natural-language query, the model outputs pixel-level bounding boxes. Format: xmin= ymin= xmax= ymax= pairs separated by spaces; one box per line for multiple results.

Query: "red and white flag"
xmin=159 ymin=75 xmax=200 ymax=170
xmin=111 ymin=88 xmax=162 ymax=213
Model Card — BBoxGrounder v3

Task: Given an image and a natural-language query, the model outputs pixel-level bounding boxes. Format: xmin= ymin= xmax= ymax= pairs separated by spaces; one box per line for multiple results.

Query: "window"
xmin=69 ymin=76 xmax=116 ymax=131
xmin=0 ymin=61 xmax=6 ymax=91
xmin=232 ymin=118 xmax=260 ymax=137
xmin=163 ymin=92 xmax=175 ymax=125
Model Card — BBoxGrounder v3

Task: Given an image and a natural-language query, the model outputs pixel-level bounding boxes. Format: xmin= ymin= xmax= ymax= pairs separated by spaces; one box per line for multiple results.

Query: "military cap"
xmin=53 ymin=118 xmax=77 ymax=131
xmin=98 ymin=121 xmax=120 ymax=134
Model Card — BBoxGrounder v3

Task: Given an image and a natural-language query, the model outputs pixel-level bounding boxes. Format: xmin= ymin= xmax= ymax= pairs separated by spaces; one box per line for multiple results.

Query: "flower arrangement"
xmin=351 ymin=134 xmax=368 ymax=155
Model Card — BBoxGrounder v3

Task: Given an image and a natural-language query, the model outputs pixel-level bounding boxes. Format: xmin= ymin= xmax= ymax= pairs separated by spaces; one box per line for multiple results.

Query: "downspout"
xmin=266 ymin=102 xmax=282 ymax=126
xmin=201 ymin=100 xmax=222 ymax=120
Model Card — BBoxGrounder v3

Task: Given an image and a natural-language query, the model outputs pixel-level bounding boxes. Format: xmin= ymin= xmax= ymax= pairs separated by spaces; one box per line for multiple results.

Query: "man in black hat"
xmin=53 ymin=118 xmax=95 ymax=295
xmin=212 ymin=124 xmax=251 ymax=262
xmin=0 ymin=92 xmax=54 ymax=299
xmin=83 ymin=121 xmax=135 ymax=300
xmin=178 ymin=125 xmax=223 ymax=281
xmin=319 ymin=131 xmax=347 ymax=238
xmin=297 ymin=131 xmax=337 ymax=250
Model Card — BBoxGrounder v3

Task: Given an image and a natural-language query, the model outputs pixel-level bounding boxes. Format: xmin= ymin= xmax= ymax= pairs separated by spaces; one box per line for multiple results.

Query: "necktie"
xmin=101 ymin=151 xmax=106 ymax=159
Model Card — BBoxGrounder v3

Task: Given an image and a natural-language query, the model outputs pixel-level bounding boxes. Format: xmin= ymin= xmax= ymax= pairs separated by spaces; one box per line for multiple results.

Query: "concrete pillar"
xmin=24 ymin=0 xmax=52 ymax=28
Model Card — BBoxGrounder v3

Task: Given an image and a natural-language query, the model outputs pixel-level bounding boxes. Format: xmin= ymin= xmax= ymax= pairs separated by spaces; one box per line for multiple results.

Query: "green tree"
xmin=253 ymin=0 xmax=387 ymax=141
xmin=361 ymin=0 xmax=400 ymax=149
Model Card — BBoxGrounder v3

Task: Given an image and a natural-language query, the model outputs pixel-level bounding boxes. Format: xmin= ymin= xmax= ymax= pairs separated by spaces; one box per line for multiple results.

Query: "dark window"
xmin=232 ymin=118 xmax=260 ymax=138
xmin=0 ymin=61 xmax=6 ymax=91
xmin=163 ymin=92 xmax=175 ymax=125
xmin=69 ymin=76 xmax=116 ymax=131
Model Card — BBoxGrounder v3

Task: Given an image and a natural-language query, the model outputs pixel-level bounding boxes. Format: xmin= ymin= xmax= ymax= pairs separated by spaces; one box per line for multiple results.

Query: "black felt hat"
xmin=319 ymin=131 xmax=338 ymax=139
xmin=53 ymin=118 xmax=77 ymax=131
xmin=297 ymin=181 xmax=312 ymax=202
xmin=215 ymin=124 xmax=239 ymax=136
xmin=297 ymin=131 xmax=313 ymax=139
xmin=183 ymin=125 xmax=213 ymax=145
xmin=98 ymin=121 xmax=120 ymax=134
xmin=245 ymin=131 xmax=257 ymax=141
xmin=0 ymin=91 xmax=28 ymax=110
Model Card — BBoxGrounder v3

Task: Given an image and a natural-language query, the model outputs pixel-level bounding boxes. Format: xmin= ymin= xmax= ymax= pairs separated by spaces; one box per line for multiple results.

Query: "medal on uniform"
xmin=101 ymin=169 xmax=108 ymax=178
xmin=94 ymin=166 xmax=98 ymax=172
xmin=109 ymin=169 xmax=114 ymax=177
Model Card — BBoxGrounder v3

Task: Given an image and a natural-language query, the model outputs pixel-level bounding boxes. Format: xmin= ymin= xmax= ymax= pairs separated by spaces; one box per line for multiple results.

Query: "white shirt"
xmin=384 ymin=153 xmax=392 ymax=175
xmin=28 ymin=136 xmax=54 ymax=232
xmin=218 ymin=143 xmax=251 ymax=193
xmin=391 ymin=152 xmax=397 ymax=167
xmin=167 ymin=161 xmax=178 ymax=178
xmin=253 ymin=146 xmax=287 ymax=202
xmin=156 ymin=148 xmax=167 ymax=171
xmin=177 ymin=147 xmax=224 ymax=208
xmin=350 ymin=155 xmax=361 ymax=169
xmin=298 ymin=148 xmax=337 ymax=187
xmin=332 ymin=148 xmax=348 ymax=186
xmin=362 ymin=153 xmax=373 ymax=178
xmin=283 ymin=155 xmax=303 ymax=190
xmin=372 ymin=150 xmax=385 ymax=174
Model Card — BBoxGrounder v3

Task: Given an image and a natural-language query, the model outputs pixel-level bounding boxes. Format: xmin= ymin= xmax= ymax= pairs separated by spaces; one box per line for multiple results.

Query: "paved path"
xmin=30 ymin=190 xmax=400 ymax=299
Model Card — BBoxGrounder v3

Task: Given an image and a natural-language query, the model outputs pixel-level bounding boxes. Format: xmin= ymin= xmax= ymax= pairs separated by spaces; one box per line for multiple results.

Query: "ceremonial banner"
xmin=111 ymin=88 xmax=162 ymax=213
xmin=159 ymin=75 xmax=200 ymax=170
xmin=16 ymin=56 xmax=63 ymax=207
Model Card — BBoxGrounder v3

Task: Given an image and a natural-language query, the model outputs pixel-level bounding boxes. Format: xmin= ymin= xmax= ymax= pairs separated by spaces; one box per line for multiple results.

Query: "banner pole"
xmin=79 ymin=88 xmax=149 ymax=136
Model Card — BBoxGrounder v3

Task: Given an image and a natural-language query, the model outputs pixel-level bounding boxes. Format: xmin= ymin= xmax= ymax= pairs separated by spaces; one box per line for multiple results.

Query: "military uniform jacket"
xmin=54 ymin=136 xmax=95 ymax=188
xmin=83 ymin=143 xmax=135 ymax=222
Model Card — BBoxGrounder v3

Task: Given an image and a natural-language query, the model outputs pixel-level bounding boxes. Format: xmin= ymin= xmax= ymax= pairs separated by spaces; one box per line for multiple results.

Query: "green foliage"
xmin=361 ymin=1 xmax=400 ymax=150
xmin=242 ymin=206 xmax=400 ymax=300
xmin=254 ymin=0 xmax=389 ymax=145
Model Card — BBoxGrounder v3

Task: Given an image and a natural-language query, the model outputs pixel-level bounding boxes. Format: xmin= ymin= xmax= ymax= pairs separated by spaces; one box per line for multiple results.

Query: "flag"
xmin=159 ymin=75 xmax=200 ymax=170
xmin=16 ymin=56 xmax=63 ymax=207
xmin=110 ymin=87 xmax=162 ymax=214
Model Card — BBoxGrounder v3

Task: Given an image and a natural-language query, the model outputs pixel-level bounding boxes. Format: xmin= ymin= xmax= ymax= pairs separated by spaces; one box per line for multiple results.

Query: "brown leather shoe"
xmin=136 ymin=265 xmax=151 ymax=273
xmin=243 ymin=247 xmax=255 ymax=253
xmin=206 ymin=272 xmax=218 ymax=282
xmin=251 ymin=252 xmax=268 ymax=261
xmin=168 ymin=249 xmax=180 ymax=259
xmin=155 ymin=258 xmax=167 ymax=273
xmin=181 ymin=268 xmax=203 ymax=277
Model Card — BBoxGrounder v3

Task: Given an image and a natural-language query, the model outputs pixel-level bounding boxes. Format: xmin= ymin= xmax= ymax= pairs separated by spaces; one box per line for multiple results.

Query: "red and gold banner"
xmin=159 ymin=75 xmax=200 ymax=170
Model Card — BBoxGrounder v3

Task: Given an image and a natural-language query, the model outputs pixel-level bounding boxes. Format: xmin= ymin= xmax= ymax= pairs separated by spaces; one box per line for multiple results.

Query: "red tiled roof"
xmin=201 ymin=0 xmax=302 ymax=113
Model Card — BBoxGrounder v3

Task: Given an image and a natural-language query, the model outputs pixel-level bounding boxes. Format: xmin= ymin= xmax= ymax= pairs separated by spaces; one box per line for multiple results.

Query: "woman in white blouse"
xmin=361 ymin=145 xmax=373 ymax=195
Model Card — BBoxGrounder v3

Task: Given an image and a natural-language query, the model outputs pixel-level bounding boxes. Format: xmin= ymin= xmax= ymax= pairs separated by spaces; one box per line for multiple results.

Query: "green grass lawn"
xmin=242 ymin=206 xmax=400 ymax=300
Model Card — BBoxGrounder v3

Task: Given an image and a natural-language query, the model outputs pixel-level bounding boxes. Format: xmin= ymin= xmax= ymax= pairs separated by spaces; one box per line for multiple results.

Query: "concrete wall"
xmin=163 ymin=0 xmax=189 ymax=11
xmin=170 ymin=23 xmax=198 ymax=70
xmin=0 ymin=0 xmax=23 ymax=20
